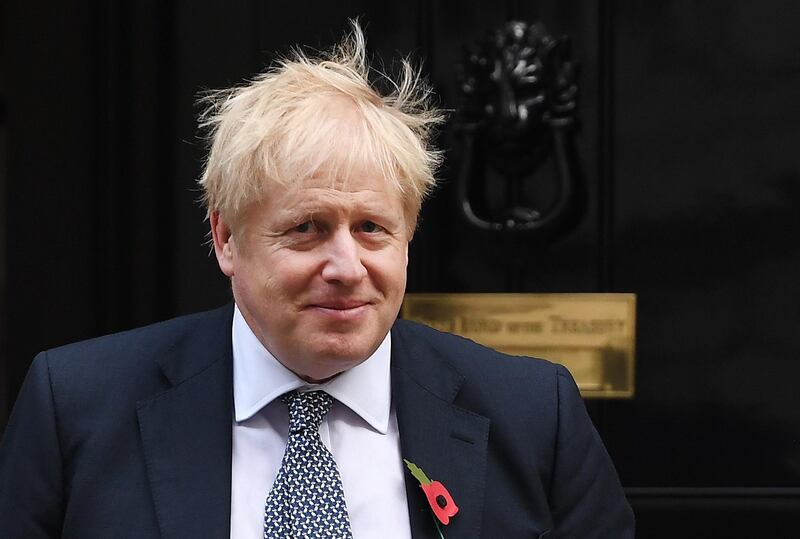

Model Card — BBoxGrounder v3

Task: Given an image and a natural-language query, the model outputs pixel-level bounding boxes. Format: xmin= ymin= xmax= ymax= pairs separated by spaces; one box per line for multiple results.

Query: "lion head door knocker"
xmin=455 ymin=21 xmax=583 ymax=240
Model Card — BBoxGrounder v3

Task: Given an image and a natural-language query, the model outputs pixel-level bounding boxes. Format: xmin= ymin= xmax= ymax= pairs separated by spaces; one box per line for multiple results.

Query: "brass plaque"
xmin=401 ymin=293 xmax=636 ymax=398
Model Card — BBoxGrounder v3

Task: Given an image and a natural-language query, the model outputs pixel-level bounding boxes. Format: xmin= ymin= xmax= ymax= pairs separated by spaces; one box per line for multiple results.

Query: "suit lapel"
xmin=391 ymin=323 xmax=490 ymax=539
xmin=137 ymin=305 xmax=234 ymax=539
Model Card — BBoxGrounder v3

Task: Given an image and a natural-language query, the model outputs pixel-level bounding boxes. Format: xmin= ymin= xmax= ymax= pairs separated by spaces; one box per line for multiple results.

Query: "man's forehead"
xmin=274 ymin=173 xmax=402 ymax=201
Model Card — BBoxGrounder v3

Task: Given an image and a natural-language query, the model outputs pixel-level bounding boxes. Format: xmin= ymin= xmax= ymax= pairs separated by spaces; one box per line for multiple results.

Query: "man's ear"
xmin=210 ymin=210 xmax=236 ymax=277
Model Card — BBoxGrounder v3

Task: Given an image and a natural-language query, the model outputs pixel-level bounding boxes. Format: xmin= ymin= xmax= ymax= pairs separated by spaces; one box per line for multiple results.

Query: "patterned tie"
xmin=263 ymin=390 xmax=354 ymax=538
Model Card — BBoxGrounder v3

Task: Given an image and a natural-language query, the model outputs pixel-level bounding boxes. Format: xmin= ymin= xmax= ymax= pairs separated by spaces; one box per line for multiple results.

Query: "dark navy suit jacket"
xmin=0 ymin=304 xmax=634 ymax=538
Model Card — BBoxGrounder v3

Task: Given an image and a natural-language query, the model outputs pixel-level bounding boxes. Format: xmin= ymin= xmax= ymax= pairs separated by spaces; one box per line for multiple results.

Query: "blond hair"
xmin=197 ymin=21 xmax=444 ymax=233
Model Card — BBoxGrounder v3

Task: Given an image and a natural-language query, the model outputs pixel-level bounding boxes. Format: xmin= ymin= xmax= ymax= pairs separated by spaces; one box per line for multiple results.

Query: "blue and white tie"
xmin=264 ymin=390 xmax=354 ymax=538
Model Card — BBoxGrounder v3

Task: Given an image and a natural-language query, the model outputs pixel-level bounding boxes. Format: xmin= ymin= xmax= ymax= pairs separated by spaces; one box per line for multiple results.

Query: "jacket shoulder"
xmin=391 ymin=318 xmax=571 ymax=420
xmin=37 ymin=304 xmax=232 ymax=399
xmin=393 ymin=318 xmax=562 ymax=380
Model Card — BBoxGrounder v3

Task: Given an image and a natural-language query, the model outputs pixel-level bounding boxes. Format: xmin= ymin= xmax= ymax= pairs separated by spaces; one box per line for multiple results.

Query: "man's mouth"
xmin=311 ymin=299 xmax=371 ymax=310
xmin=306 ymin=299 xmax=372 ymax=320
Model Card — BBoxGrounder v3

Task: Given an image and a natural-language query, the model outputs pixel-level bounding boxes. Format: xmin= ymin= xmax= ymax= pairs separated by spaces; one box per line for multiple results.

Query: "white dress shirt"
xmin=230 ymin=305 xmax=412 ymax=539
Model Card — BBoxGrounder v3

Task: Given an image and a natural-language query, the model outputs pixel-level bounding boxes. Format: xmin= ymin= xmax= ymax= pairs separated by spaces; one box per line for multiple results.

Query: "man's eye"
xmin=293 ymin=221 xmax=316 ymax=233
xmin=359 ymin=221 xmax=384 ymax=233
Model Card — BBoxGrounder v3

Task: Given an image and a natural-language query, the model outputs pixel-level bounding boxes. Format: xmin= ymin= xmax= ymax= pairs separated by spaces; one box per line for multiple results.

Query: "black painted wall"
xmin=3 ymin=1 xmax=800 ymax=536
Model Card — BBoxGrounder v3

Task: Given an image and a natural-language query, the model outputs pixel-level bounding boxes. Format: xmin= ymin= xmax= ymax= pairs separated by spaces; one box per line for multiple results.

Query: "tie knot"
xmin=282 ymin=390 xmax=333 ymax=434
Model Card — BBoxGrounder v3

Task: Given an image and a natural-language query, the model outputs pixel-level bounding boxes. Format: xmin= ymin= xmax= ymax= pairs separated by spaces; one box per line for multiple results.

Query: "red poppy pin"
xmin=403 ymin=459 xmax=459 ymax=528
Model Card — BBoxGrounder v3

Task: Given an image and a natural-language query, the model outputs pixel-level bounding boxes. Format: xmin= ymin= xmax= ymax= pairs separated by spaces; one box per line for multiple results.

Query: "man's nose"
xmin=320 ymin=229 xmax=368 ymax=285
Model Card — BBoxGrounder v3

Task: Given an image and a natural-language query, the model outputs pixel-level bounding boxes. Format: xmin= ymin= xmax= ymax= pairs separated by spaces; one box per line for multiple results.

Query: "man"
xmin=0 ymin=23 xmax=634 ymax=538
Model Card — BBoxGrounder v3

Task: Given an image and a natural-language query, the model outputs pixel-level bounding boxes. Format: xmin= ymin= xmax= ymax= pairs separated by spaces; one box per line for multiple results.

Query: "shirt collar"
xmin=231 ymin=304 xmax=392 ymax=434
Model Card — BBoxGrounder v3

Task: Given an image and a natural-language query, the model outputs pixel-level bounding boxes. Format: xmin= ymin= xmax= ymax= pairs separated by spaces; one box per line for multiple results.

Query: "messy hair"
xmin=197 ymin=20 xmax=444 ymax=233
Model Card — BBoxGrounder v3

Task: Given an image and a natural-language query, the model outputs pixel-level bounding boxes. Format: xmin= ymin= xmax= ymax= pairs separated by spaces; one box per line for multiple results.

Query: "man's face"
xmin=212 ymin=171 xmax=410 ymax=382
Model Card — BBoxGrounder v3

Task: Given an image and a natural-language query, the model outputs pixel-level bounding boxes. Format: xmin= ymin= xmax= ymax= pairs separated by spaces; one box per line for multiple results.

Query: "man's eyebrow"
xmin=277 ymin=199 xmax=325 ymax=218
xmin=282 ymin=207 xmax=316 ymax=221
xmin=276 ymin=192 xmax=400 ymax=222
xmin=355 ymin=199 xmax=401 ymax=217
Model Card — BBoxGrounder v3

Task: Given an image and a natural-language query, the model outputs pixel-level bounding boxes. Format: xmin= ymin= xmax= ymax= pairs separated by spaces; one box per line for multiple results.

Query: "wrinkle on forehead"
xmin=282 ymin=167 xmax=398 ymax=194
xmin=278 ymin=186 xmax=391 ymax=218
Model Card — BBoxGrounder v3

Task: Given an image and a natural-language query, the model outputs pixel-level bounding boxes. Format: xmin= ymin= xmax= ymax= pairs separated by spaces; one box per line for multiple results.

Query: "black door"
xmin=4 ymin=1 xmax=800 ymax=536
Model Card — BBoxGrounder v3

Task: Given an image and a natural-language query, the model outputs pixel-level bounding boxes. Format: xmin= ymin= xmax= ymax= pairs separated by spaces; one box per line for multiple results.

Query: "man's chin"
xmin=292 ymin=354 xmax=365 ymax=384
xmin=300 ymin=336 xmax=380 ymax=373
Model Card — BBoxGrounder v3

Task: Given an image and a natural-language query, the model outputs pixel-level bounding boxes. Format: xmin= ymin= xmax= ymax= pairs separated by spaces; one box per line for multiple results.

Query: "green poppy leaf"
xmin=403 ymin=458 xmax=432 ymax=485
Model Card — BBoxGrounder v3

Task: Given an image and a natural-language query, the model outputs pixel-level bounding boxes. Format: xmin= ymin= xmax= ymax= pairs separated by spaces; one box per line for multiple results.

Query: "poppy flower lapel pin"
xmin=403 ymin=458 xmax=459 ymax=535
